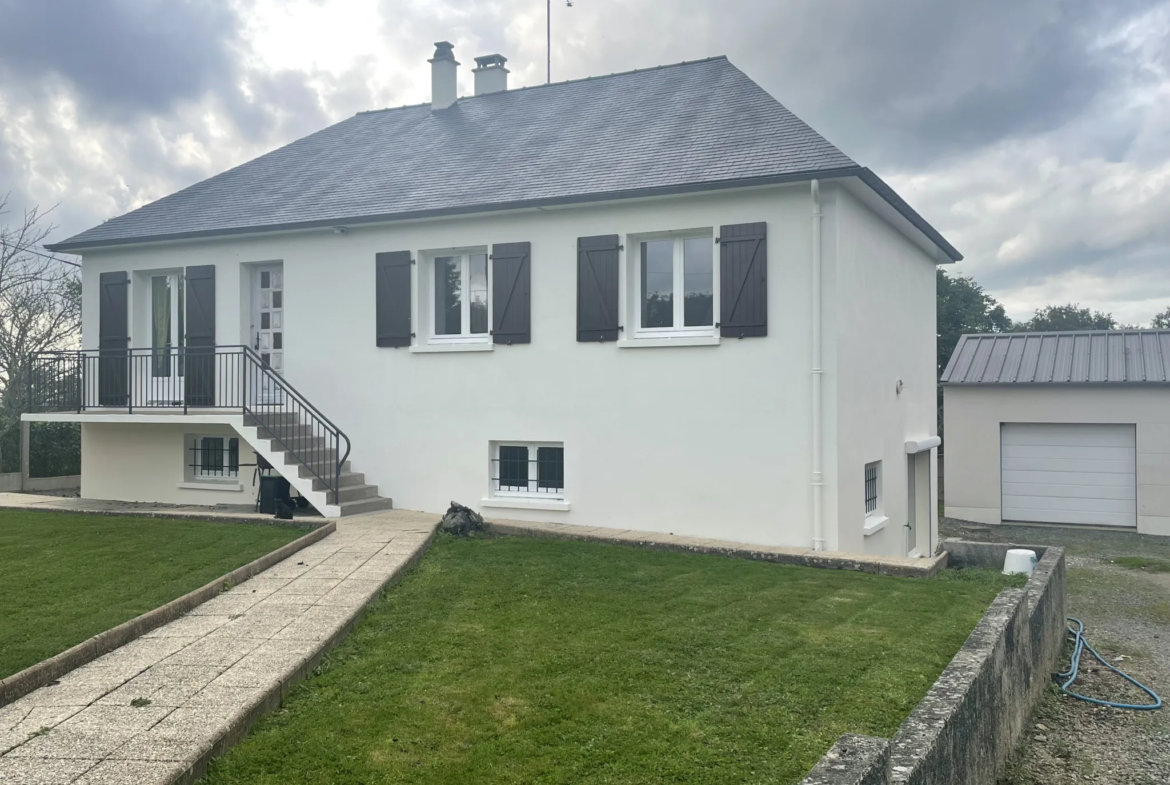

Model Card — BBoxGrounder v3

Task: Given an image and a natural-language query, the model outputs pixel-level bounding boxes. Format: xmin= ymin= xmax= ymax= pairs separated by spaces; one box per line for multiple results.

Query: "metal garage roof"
xmin=940 ymin=331 xmax=1170 ymax=385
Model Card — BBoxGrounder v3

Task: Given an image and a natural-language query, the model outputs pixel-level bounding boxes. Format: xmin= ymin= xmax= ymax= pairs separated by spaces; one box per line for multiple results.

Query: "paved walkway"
xmin=0 ymin=510 xmax=437 ymax=785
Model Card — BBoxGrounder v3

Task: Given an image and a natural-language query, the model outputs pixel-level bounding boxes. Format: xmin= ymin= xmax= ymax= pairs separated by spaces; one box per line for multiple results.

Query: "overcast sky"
xmin=2 ymin=0 xmax=1168 ymax=324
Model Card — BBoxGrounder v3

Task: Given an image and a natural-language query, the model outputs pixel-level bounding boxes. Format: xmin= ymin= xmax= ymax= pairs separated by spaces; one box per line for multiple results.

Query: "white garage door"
xmin=1001 ymin=423 xmax=1136 ymax=528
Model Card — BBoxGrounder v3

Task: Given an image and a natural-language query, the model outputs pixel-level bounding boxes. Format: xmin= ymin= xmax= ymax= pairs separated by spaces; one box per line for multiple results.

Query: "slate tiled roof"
xmin=50 ymin=56 xmax=956 ymax=258
xmin=941 ymin=331 xmax=1170 ymax=385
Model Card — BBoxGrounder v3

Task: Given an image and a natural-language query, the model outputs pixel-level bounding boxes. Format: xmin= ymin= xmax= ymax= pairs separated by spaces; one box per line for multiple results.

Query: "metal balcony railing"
xmin=26 ymin=346 xmax=351 ymax=497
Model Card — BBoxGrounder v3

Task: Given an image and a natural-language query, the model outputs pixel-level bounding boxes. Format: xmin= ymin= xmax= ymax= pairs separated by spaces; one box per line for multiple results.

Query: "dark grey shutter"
xmin=491 ymin=242 xmax=530 ymax=345
xmin=719 ymin=222 xmax=767 ymax=338
xmin=98 ymin=271 xmax=129 ymax=406
xmin=577 ymin=235 xmax=619 ymax=342
xmin=184 ymin=265 xmax=216 ymax=406
xmin=376 ymin=251 xmax=412 ymax=347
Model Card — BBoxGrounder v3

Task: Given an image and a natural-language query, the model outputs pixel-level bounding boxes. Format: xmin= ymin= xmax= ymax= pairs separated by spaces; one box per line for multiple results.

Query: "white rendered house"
xmin=30 ymin=46 xmax=958 ymax=556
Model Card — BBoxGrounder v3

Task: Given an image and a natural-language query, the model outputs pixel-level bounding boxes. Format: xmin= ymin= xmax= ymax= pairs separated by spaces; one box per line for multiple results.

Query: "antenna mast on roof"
xmin=548 ymin=0 xmax=574 ymax=83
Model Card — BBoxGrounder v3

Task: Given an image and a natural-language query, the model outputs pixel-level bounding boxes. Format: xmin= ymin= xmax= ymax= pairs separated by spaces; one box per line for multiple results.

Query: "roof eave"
xmin=853 ymin=168 xmax=962 ymax=262
xmin=46 ymin=165 xmax=961 ymax=260
xmin=45 ymin=169 xmax=856 ymax=252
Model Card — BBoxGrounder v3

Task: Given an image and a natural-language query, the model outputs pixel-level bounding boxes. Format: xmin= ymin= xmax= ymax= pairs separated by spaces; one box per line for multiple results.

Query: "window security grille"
xmin=864 ymin=462 xmax=879 ymax=515
xmin=493 ymin=445 xmax=564 ymax=495
xmin=190 ymin=437 xmax=241 ymax=479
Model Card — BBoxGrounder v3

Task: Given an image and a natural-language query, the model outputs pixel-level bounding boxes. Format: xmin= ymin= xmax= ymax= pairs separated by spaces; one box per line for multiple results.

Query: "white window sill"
xmin=617 ymin=335 xmax=720 ymax=349
xmin=481 ymin=497 xmax=571 ymax=512
xmin=410 ymin=342 xmax=493 ymax=354
xmin=178 ymin=481 xmax=244 ymax=493
xmin=862 ymin=515 xmax=888 ymax=536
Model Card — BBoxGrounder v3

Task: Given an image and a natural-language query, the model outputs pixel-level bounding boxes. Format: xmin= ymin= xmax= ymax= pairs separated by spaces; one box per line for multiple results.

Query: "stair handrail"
xmin=240 ymin=346 xmax=352 ymax=498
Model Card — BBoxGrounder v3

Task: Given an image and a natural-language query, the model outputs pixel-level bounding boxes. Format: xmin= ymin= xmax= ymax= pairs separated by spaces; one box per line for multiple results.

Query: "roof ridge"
xmin=355 ymin=55 xmax=730 ymax=116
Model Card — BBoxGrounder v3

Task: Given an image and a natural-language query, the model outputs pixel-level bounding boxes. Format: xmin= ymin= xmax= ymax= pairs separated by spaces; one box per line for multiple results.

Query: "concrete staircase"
xmin=234 ymin=413 xmax=392 ymax=518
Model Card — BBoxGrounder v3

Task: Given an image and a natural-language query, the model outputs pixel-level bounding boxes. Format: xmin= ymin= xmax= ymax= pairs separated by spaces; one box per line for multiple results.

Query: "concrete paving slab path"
xmin=0 ymin=510 xmax=437 ymax=785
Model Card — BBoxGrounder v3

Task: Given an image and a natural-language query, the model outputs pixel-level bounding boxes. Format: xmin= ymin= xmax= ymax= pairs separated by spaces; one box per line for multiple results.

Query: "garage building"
xmin=941 ymin=330 xmax=1170 ymax=536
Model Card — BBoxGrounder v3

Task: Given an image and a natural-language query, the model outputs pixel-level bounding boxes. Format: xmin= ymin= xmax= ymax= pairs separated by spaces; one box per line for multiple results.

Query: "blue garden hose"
xmin=1056 ymin=618 xmax=1162 ymax=710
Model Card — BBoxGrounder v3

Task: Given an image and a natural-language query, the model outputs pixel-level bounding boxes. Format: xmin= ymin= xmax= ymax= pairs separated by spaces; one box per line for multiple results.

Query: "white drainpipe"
xmin=811 ymin=179 xmax=825 ymax=551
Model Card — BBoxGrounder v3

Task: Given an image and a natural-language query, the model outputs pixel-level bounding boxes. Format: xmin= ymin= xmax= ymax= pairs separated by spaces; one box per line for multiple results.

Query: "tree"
xmin=0 ymin=196 xmax=82 ymax=473
xmin=1015 ymin=303 xmax=1116 ymax=332
xmin=1152 ymin=306 xmax=1170 ymax=329
xmin=936 ymin=268 xmax=1012 ymax=376
xmin=936 ymin=269 xmax=1013 ymax=440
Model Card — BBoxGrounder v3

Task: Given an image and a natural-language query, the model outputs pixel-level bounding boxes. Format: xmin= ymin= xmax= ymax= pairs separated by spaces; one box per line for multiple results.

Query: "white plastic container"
xmin=1003 ymin=549 xmax=1038 ymax=576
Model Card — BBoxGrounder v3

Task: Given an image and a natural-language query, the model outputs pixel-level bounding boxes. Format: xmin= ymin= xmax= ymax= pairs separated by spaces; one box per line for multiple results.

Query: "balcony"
xmin=26 ymin=346 xmax=353 ymax=502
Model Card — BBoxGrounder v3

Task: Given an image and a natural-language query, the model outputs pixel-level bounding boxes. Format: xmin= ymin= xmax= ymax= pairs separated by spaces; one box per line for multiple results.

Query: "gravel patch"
xmin=942 ymin=518 xmax=1169 ymax=784
xmin=20 ymin=487 xmax=80 ymax=498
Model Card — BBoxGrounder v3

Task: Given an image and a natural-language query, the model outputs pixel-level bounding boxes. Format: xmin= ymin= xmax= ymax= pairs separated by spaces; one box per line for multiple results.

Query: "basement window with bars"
xmin=491 ymin=443 xmax=564 ymax=499
xmin=189 ymin=435 xmax=240 ymax=481
xmin=864 ymin=461 xmax=881 ymax=517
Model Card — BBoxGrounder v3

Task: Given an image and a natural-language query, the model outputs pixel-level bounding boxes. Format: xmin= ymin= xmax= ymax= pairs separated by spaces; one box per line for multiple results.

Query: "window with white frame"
xmin=864 ymin=461 xmax=882 ymax=517
xmin=431 ymin=251 xmax=489 ymax=342
xmin=636 ymin=234 xmax=715 ymax=336
xmin=492 ymin=443 xmax=564 ymax=498
xmin=188 ymin=435 xmax=240 ymax=481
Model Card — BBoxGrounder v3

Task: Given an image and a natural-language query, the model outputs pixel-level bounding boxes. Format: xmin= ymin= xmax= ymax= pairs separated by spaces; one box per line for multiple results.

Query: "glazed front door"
xmin=149 ymin=273 xmax=184 ymax=404
xmin=251 ymin=264 xmax=285 ymax=404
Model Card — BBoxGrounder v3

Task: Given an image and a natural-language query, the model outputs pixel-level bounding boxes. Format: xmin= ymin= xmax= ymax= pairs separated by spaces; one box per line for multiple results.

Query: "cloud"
xmin=0 ymin=0 xmax=241 ymax=118
xmin=887 ymin=1 xmax=1170 ymax=323
xmin=500 ymin=0 xmax=1165 ymax=170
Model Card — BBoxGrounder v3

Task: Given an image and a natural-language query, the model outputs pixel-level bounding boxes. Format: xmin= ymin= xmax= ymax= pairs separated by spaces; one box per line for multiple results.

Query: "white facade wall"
xmin=75 ymin=183 xmax=940 ymax=550
xmin=944 ymin=385 xmax=1170 ymax=537
xmin=81 ymin=422 xmax=259 ymax=506
xmin=832 ymin=188 xmax=940 ymax=556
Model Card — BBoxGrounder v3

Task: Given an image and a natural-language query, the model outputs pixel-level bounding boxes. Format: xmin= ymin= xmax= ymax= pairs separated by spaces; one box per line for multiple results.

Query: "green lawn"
xmin=203 ymin=534 xmax=1010 ymax=785
xmin=0 ymin=511 xmax=304 ymax=678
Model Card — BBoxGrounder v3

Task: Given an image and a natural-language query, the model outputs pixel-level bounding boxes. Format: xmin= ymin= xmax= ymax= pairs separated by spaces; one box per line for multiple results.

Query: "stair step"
xmin=267 ymin=435 xmax=328 ymax=452
xmin=337 ymin=496 xmax=394 ymax=516
xmin=329 ymin=483 xmax=380 ymax=504
xmin=312 ymin=471 xmax=365 ymax=491
xmin=263 ymin=427 xmax=334 ymax=445
xmin=245 ymin=412 xmax=301 ymax=427
xmin=280 ymin=450 xmax=341 ymax=470
xmin=295 ymin=460 xmax=351 ymax=480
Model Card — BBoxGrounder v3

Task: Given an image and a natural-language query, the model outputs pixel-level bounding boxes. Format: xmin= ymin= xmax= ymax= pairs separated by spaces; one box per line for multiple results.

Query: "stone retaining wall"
xmin=801 ymin=735 xmax=890 ymax=785
xmin=800 ymin=540 xmax=1067 ymax=785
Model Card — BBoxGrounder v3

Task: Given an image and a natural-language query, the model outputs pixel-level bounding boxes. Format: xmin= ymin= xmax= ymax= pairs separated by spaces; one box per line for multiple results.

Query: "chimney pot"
xmin=429 ymin=41 xmax=459 ymax=110
xmin=472 ymin=53 xmax=509 ymax=96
